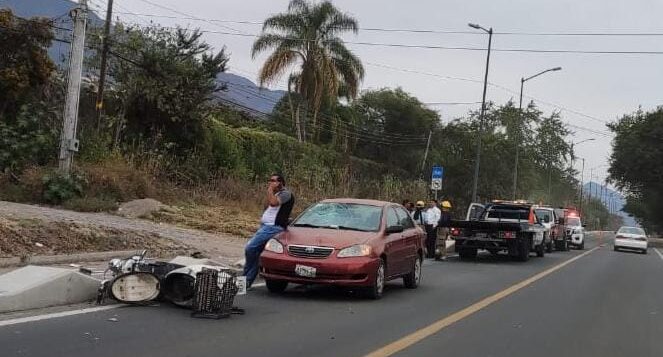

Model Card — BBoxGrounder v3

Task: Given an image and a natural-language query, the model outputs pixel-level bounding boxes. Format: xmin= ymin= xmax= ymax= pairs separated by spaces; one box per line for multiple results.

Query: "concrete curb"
xmin=0 ymin=250 xmax=140 ymax=268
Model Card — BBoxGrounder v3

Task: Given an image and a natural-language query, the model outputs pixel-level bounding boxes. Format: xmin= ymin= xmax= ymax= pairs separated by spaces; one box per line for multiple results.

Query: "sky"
xmin=85 ymin=0 xmax=663 ymax=185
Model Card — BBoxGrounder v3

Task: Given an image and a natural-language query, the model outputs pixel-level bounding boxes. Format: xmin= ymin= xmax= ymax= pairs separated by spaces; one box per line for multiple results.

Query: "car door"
xmin=395 ymin=206 xmax=419 ymax=270
xmin=384 ymin=206 xmax=405 ymax=277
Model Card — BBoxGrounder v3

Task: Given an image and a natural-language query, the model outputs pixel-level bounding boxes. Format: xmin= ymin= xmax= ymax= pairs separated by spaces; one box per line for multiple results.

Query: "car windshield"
xmin=567 ymin=217 xmax=581 ymax=227
xmin=292 ymin=202 xmax=382 ymax=232
xmin=618 ymin=227 xmax=646 ymax=235
xmin=535 ymin=209 xmax=552 ymax=223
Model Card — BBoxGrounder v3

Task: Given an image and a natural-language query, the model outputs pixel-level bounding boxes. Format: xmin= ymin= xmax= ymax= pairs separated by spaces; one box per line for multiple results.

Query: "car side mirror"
xmin=558 ymin=218 xmax=565 ymax=225
xmin=385 ymin=225 xmax=404 ymax=234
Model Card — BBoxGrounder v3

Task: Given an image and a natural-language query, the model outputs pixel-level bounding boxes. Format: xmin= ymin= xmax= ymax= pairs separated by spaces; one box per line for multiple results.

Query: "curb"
xmin=0 ymin=250 xmax=141 ymax=268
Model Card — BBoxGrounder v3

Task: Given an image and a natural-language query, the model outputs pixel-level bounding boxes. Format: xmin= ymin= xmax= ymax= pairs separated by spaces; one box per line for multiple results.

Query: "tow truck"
xmin=443 ymin=200 xmax=547 ymax=261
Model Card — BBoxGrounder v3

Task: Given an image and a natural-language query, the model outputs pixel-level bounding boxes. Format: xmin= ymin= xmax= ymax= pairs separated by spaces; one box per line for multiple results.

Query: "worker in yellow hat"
xmin=436 ymin=201 xmax=453 ymax=260
xmin=413 ymin=200 xmax=426 ymax=226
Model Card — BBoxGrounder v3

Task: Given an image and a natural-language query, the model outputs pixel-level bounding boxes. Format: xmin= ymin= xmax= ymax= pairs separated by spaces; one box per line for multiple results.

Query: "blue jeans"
xmin=244 ymin=224 xmax=284 ymax=286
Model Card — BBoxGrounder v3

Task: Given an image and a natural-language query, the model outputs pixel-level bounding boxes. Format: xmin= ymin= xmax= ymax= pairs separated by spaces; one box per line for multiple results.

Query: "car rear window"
xmin=486 ymin=205 xmax=530 ymax=220
xmin=535 ymin=209 xmax=553 ymax=222
xmin=618 ymin=227 xmax=646 ymax=235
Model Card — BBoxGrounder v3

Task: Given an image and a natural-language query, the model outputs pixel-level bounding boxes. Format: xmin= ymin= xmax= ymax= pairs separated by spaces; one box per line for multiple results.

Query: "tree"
xmin=93 ymin=24 xmax=229 ymax=152
xmin=608 ymin=107 xmax=663 ymax=232
xmin=0 ymin=9 xmax=55 ymax=119
xmin=351 ymin=88 xmax=439 ymax=173
xmin=252 ymin=0 xmax=364 ymax=141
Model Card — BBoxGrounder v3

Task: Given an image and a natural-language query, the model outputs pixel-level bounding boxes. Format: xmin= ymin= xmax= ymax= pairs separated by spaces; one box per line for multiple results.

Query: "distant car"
xmin=614 ymin=226 xmax=648 ymax=254
xmin=259 ymin=198 xmax=425 ymax=299
xmin=565 ymin=215 xmax=585 ymax=249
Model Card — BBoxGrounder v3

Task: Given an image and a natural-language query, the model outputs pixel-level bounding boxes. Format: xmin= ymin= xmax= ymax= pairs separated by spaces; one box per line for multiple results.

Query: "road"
xmin=1 ymin=233 xmax=662 ymax=357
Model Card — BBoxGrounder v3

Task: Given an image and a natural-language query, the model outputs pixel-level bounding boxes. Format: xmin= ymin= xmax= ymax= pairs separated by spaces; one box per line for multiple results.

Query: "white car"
xmin=614 ymin=226 xmax=648 ymax=254
xmin=565 ymin=216 xmax=585 ymax=249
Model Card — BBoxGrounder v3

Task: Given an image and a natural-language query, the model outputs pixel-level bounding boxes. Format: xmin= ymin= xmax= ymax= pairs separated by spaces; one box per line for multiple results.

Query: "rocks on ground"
xmin=116 ymin=198 xmax=177 ymax=219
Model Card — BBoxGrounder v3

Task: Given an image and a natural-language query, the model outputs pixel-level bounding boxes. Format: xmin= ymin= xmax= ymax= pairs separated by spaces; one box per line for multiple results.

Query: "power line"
xmin=108 ymin=12 xmax=663 ymax=37
xmin=132 ymin=0 xmax=246 ymax=35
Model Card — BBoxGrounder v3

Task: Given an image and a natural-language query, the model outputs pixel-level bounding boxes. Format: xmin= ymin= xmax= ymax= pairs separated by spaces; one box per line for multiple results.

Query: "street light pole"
xmin=469 ymin=23 xmax=492 ymax=203
xmin=512 ymin=67 xmax=561 ymax=200
xmin=579 ymin=157 xmax=585 ymax=215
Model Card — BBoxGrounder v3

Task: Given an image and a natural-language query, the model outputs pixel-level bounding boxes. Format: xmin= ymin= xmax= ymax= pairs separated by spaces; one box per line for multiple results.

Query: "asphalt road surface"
xmin=1 ymin=233 xmax=662 ymax=357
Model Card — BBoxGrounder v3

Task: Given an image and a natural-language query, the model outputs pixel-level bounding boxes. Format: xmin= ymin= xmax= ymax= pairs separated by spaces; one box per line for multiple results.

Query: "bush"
xmin=41 ymin=171 xmax=86 ymax=204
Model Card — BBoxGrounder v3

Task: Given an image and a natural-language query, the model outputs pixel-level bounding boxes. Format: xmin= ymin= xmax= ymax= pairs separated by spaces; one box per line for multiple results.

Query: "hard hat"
xmin=441 ymin=201 xmax=452 ymax=209
xmin=416 ymin=200 xmax=425 ymax=208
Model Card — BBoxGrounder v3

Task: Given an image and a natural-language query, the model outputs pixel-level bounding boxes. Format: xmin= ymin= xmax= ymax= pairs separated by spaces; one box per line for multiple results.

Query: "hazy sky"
xmin=91 ymin=0 xmax=663 ymax=184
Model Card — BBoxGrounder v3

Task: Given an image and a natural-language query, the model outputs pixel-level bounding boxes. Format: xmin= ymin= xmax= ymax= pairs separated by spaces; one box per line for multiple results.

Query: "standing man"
xmin=424 ymin=200 xmax=441 ymax=258
xmin=402 ymin=200 xmax=415 ymax=218
xmin=413 ymin=200 xmax=426 ymax=225
xmin=436 ymin=201 xmax=453 ymax=260
xmin=244 ymin=173 xmax=295 ymax=288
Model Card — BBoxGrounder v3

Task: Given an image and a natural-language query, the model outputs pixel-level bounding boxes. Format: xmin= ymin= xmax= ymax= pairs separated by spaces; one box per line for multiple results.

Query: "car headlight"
xmin=337 ymin=244 xmax=371 ymax=258
xmin=264 ymin=239 xmax=284 ymax=253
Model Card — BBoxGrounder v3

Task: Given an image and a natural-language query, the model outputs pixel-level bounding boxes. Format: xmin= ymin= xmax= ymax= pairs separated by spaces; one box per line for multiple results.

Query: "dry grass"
xmin=149 ymin=203 xmax=261 ymax=238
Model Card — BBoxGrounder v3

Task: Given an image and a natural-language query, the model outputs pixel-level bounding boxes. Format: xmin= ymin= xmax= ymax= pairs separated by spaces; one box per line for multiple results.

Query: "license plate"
xmin=473 ymin=232 xmax=488 ymax=239
xmin=295 ymin=264 xmax=316 ymax=278
xmin=235 ymin=276 xmax=247 ymax=295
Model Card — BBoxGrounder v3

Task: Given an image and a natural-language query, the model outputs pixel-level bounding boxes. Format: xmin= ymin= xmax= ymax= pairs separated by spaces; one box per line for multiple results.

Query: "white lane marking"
xmin=654 ymin=248 xmax=663 ymax=261
xmin=0 ymin=305 xmax=121 ymax=328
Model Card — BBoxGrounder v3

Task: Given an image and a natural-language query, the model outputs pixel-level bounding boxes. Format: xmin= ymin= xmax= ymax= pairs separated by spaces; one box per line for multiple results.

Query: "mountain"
xmin=3 ymin=1 xmax=284 ymax=115
xmin=214 ymin=73 xmax=286 ymax=116
xmin=583 ymin=182 xmax=638 ymax=226
xmin=1 ymin=0 xmax=103 ymax=66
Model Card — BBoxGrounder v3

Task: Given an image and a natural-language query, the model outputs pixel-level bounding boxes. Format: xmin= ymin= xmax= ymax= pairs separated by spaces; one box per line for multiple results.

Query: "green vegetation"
xmin=608 ymin=108 xmax=663 ymax=233
xmin=0 ymin=5 xmax=621 ymax=233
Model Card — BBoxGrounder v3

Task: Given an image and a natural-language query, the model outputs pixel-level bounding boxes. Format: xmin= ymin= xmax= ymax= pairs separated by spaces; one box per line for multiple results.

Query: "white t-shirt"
xmin=260 ymin=190 xmax=293 ymax=226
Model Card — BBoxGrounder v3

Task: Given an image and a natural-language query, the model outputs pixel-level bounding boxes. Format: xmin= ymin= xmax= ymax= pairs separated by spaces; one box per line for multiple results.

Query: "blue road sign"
xmin=432 ymin=166 xmax=444 ymax=180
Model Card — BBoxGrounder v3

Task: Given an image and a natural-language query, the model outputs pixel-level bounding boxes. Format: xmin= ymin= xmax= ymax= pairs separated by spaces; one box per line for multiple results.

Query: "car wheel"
xmin=546 ymin=240 xmax=553 ymax=253
xmin=517 ymin=238 xmax=530 ymax=262
xmin=536 ymin=242 xmax=545 ymax=257
xmin=366 ymin=258 xmax=385 ymax=300
xmin=613 ymin=245 xmax=619 ymax=252
xmin=642 ymin=249 xmax=648 ymax=255
xmin=579 ymin=241 xmax=585 ymax=250
xmin=265 ymin=279 xmax=288 ymax=293
xmin=404 ymin=255 xmax=422 ymax=289
xmin=459 ymin=248 xmax=477 ymax=260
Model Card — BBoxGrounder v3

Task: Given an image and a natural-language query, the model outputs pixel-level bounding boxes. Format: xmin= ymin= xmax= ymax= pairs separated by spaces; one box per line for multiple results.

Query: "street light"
xmin=570 ymin=138 xmax=595 ymax=215
xmin=468 ymin=22 xmax=493 ymax=203
xmin=512 ymin=66 xmax=562 ymax=200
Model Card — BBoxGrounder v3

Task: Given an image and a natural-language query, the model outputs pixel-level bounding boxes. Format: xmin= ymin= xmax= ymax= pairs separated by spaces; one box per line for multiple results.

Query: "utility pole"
xmin=95 ymin=0 xmax=114 ymax=131
xmin=468 ymin=23 xmax=493 ymax=203
xmin=58 ymin=0 xmax=88 ymax=174
xmin=419 ymin=130 xmax=433 ymax=178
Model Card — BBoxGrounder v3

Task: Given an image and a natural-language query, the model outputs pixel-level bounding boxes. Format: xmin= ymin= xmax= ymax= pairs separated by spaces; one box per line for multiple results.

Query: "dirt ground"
xmin=0 ymin=217 xmax=193 ymax=257
xmin=0 ymin=201 xmax=247 ymax=265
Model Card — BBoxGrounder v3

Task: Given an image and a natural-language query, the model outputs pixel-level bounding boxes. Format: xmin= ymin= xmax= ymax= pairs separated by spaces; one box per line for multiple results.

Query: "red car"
xmin=260 ymin=198 xmax=425 ymax=299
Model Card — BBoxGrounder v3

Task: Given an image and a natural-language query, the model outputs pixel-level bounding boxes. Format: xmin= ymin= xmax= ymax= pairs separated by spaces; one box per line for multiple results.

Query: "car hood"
xmin=280 ymin=227 xmax=376 ymax=249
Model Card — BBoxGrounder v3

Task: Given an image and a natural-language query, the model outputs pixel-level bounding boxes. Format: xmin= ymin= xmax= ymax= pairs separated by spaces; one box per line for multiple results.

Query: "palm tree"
xmin=252 ymin=0 xmax=364 ymax=142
